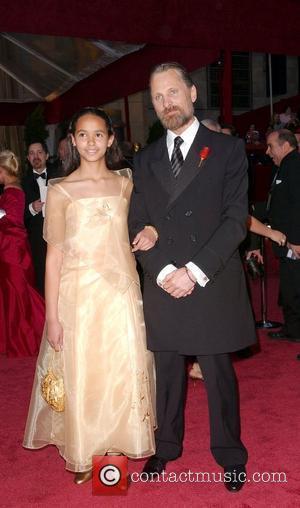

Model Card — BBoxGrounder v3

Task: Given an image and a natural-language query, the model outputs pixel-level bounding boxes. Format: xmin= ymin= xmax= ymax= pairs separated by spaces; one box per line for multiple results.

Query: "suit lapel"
xmin=148 ymin=125 xmax=212 ymax=204
xmin=28 ymin=171 xmax=40 ymax=198
xmin=149 ymin=135 xmax=173 ymax=194
xmin=167 ymin=124 xmax=211 ymax=210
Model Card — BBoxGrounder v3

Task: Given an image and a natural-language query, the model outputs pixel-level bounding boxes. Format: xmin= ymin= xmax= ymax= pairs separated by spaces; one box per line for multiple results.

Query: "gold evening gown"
xmin=23 ymin=175 xmax=156 ymax=472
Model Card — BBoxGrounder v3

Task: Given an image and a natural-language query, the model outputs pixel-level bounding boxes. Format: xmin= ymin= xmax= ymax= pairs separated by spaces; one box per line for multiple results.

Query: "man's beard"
xmin=32 ymin=159 xmax=43 ymax=169
xmin=158 ymin=106 xmax=193 ymax=131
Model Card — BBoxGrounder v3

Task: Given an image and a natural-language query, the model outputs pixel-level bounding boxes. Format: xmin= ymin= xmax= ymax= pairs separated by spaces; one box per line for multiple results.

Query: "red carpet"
xmin=1 ymin=253 xmax=300 ymax=507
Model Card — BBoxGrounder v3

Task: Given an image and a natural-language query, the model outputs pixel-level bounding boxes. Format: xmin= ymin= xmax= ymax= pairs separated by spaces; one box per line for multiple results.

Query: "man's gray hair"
xmin=150 ymin=62 xmax=194 ymax=88
xmin=275 ymin=129 xmax=298 ymax=150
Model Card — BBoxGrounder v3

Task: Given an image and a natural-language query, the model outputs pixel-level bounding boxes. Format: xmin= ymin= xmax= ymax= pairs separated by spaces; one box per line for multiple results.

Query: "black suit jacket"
xmin=128 ymin=124 xmax=256 ymax=355
xmin=21 ymin=165 xmax=62 ymax=293
xmin=22 ymin=165 xmax=61 ymax=234
xmin=268 ymin=150 xmax=300 ymax=256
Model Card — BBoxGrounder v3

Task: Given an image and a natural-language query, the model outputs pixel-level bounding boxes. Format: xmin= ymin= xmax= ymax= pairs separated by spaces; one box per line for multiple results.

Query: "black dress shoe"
xmin=224 ymin=465 xmax=246 ymax=492
xmin=142 ymin=456 xmax=167 ymax=480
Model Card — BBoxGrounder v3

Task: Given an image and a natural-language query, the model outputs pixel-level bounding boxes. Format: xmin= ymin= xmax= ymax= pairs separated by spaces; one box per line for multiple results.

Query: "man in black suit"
xmin=22 ymin=140 xmax=60 ymax=295
xmin=128 ymin=63 xmax=256 ymax=492
xmin=265 ymin=130 xmax=300 ymax=342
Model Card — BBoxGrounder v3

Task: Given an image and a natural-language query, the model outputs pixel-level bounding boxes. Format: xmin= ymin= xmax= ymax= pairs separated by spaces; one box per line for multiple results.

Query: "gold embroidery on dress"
xmin=130 ymin=370 xmax=151 ymax=422
xmin=96 ymin=201 xmax=112 ymax=218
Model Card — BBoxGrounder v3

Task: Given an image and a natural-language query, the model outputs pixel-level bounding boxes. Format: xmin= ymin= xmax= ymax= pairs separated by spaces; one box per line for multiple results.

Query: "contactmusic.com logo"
xmin=92 ymin=456 xmax=128 ymax=495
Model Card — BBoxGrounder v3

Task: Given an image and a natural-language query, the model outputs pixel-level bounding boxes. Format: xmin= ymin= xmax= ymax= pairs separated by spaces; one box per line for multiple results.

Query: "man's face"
xmin=266 ymin=132 xmax=286 ymax=166
xmin=150 ymin=69 xmax=196 ymax=133
xmin=27 ymin=143 xmax=48 ymax=172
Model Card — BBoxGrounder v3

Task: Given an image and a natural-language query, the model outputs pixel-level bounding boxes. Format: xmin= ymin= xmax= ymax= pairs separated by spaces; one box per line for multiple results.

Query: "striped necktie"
xmin=171 ymin=136 xmax=184 ymax=178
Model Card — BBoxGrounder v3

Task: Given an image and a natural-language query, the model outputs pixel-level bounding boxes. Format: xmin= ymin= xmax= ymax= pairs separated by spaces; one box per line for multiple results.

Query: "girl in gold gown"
xmin=23 ymin=108 xmax=156 ymax=483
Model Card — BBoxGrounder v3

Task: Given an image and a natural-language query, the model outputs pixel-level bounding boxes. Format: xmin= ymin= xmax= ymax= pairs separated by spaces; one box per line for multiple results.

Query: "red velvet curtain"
xmin=220 ymin=50 xmax=232 ymax=124
xmin=1 ymin=0 xmax=300 ymax=125
xmin=1 ymin=0 xmax=300 ymax=54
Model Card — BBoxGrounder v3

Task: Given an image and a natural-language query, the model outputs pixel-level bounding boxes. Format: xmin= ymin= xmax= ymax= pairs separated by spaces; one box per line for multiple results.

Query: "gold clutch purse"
xmin=41 ymin=351 xmax=65 ymax=412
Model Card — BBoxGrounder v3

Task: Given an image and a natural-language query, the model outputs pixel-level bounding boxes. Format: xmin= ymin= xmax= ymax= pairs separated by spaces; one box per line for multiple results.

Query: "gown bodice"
xmin=44 ymin=176 xmax=139 ymax=290
xmin=0 ymin=187 xmax=33 ymax=270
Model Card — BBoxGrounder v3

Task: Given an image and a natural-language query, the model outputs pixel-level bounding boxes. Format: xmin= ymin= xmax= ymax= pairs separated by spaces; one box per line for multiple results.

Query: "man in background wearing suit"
xmin=128 ymin=62 xmax=256 ymax=492
xmin=22 ymin=141 xmax=60 ymax=295
xmin=266 ymin=130 xmax=300 ymax=343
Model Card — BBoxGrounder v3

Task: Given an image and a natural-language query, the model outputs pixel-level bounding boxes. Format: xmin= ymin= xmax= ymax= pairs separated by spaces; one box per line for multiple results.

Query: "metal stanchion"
xmin=256 ymin=236 xmax=282 ymax=329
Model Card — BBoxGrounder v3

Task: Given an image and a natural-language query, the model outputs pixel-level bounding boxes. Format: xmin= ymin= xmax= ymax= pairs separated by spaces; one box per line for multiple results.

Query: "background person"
xmin=22 ymin=141 xmax=62 ymax=295
xmin=265 ymin=130 xmax=300 ymax=342
xmin=0 ymin=150 xmax=45 ymax=357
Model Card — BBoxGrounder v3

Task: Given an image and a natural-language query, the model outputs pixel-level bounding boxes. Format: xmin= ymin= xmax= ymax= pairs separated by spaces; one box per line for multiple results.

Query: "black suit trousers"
xmin=28 ymin=228 xmax=46 ymax=296
xmin=279 ymin=258 xmax=300 ymax=338
xmin=154 ymin=351 xmax=248 ymax=467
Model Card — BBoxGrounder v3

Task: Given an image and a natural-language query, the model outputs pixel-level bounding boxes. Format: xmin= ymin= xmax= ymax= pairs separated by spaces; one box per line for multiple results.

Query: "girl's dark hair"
xmin=64 ymin=107 xmax=121 ymax=174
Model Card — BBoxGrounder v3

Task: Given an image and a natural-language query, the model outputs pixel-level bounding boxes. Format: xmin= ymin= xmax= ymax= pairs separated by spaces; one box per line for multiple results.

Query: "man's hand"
xmin=132 ymin=226 xmax=158 ymax=252
xmin=287 ymin=242 xmax=300 ymax=259
xmin=32 ymin=199 xmax=43 ymax=213
xmin=162 ymin=267 xmax=196 ymax=298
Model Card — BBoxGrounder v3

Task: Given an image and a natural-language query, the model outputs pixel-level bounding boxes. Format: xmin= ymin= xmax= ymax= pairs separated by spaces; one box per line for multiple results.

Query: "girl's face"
xmin=72 ymin=114 xmax=114 ymax=163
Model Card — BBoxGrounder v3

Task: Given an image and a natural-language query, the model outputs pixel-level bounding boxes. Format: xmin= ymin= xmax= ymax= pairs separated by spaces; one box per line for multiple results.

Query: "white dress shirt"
xmin=29 ymin=169 xmax=47 ymax=216
xmin=157 ymin=118 xmax=209 ymax=288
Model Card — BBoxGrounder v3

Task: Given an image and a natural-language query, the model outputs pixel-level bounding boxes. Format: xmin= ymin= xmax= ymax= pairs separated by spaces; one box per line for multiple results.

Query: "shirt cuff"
xmin=186 ymin=261 xmax=209 ymax=287
xmin=287 ymin=248 xmax=298 ymax=260
xmin=156 ymin=264 xmax=177 ymax=287
xmin=29 ymin=203 xmax=38 ymax=216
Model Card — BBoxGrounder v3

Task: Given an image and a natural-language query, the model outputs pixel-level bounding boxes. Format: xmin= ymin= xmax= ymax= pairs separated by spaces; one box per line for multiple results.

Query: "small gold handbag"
xmin=41 ymin=351 xmax=65 ymax=412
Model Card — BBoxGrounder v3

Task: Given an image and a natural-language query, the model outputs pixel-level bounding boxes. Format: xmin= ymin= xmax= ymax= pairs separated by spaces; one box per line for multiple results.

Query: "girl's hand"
xmin=269 ymin=229 xmax=286 ymax=246
xmin=246 ymin=249 xmax=263 ymax=264
xmin=47 ymin=319 xmax=63 ymax=351
xmin=132 ymin=226 xmax=158 ymax=252
xmin=287 ymin=242 xmax=300 ymax=259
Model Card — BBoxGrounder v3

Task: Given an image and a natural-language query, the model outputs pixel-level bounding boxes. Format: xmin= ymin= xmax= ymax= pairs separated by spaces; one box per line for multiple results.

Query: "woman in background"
xmin=0 ymin=150 xmax=45 ymax=357
xmin=189 ymin=215 xmax=286 ymax=380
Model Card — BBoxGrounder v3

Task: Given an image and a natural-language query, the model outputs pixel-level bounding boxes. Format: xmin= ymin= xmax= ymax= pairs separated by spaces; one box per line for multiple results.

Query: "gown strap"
xmin=49 ymin=180 xmax=73 ymax=200
xmin=121 ymin=175 xmax=131 ymax=197
xmin=120 ymin=176 xmax=126 ymax=195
